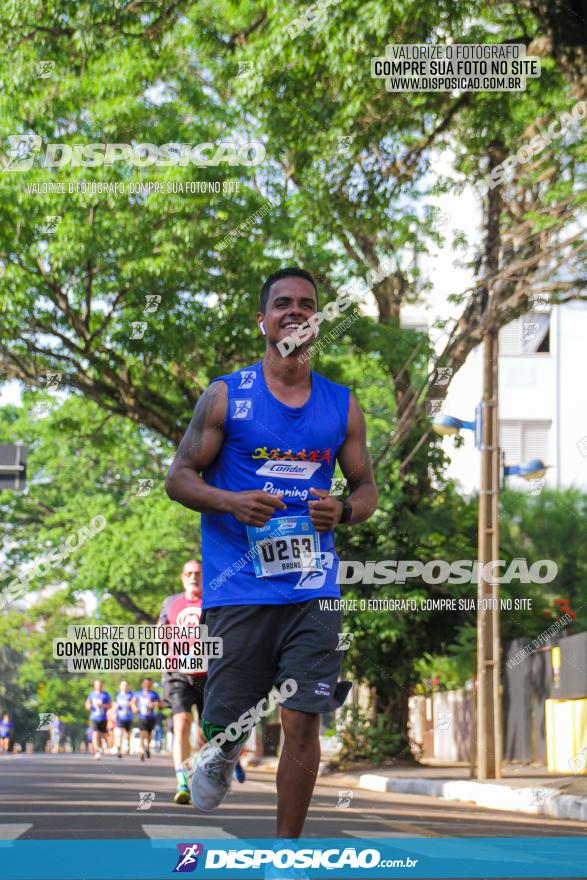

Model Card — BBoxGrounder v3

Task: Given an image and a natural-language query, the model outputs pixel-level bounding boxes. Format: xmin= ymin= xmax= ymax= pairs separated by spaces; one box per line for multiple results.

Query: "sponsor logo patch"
xmin=255 ymin=460 xmax=322 ymax=480
xmin=231 ymin=399 xmax=253 ymax=419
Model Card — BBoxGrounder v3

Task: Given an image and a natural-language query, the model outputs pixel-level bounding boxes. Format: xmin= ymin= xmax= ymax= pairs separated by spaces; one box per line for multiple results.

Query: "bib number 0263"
xmin=247 ymin=516 xmax=322 ymax=578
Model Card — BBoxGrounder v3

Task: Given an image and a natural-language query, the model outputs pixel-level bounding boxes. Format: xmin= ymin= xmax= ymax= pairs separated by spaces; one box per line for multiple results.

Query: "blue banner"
xmin=2 ymin=838 xmax=587 ymax=878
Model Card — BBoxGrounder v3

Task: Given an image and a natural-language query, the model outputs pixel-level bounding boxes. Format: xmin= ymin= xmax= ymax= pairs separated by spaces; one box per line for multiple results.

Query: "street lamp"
xmin=433 ymin=418 xmax=548 ymax=481
xmin=503 ymin=458 xmax=548 ymax=481
xmin=432 ymin=414 xmax=476 ymax=437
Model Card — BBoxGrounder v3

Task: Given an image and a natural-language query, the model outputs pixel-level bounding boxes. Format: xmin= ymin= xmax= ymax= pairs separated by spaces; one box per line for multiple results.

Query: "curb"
xmin=358 ymin=774 xmax=587 ymax=823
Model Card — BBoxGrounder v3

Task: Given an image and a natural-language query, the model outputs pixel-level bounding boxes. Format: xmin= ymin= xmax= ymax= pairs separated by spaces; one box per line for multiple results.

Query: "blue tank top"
xmin=115 ymin=691 xmax=134 ymax=721
xmin=201 ymin=361 xmax=350 ymax=608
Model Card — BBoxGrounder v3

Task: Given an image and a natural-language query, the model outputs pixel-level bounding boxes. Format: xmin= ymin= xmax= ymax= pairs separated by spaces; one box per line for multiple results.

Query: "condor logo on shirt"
xmin=255 ymin=460 xmax=322 ymax=480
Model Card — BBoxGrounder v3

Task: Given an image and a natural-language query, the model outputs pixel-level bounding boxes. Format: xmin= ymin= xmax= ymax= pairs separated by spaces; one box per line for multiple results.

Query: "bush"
xmin=337 ymin=704 xmax=405 ymax=767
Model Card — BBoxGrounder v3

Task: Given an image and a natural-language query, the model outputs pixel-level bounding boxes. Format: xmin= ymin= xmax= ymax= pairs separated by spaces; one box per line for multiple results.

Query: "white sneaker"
xmin=190 ymin=741 xmax=245 ymax=812
xmin=93 ymin=750 xmax=102 ymax=761
xmin=265 ymin=860 xmax=309 ymax=880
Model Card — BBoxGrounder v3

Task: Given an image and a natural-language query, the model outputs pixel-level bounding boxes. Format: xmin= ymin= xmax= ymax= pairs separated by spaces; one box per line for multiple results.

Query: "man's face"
xmin=258 ymin=277 xmax=318 ymax=351
xmin=120 ymin=681 xmax=128 ymax=692
xmin=142 ymin=679 xmax=152 ymax=691
xmin=94 ymin=680 xmax=102 ymax=691
xmin=181 ymin=561 xmax=202 ymax=599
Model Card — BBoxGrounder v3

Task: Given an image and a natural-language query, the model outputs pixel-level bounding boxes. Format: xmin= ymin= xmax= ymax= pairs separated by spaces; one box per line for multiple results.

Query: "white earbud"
xmin=260 ymin=321 xmax=266 ymax=336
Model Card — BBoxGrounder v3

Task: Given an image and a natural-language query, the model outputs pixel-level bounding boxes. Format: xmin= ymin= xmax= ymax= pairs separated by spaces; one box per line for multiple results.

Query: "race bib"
xmin=247 ymin=516 xmax=322 ymax=578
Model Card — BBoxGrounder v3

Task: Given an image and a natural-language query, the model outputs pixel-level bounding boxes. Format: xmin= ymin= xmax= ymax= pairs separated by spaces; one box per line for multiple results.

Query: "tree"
xmin=1 ymin=0 xmax=585 ymax=754
xmin=0 ymin=394 xmax=197 ymax=621
xmin=0 ymin=0 xmax=584 ymax=454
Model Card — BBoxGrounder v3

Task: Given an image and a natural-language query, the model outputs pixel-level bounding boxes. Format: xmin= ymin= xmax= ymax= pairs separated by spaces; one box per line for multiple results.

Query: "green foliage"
xmin=337 ymin=703 xmax=406 ymax=767
xmin=0 ymin=0 xmax=585 ymax=762
xmin=0 ymin=394 xmax=197 ymax=621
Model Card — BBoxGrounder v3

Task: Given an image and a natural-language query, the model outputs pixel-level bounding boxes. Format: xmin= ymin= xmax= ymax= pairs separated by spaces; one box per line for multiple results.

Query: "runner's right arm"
xmin=166 ymin=381 xmax=286 ymax=526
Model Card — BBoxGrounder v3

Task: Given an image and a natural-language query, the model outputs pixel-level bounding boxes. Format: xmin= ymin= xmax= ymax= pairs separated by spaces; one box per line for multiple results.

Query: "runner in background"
xmin=85 ymin=680 xmax=112 ymax=760
xmin=131 ymin=678 xmax=161 ymax=762
xmin=0 ymin=713 xmax=13 ymax=752
xmin=106 ymin=703 xmax=117 ymax=751
xmin=153 ymin=710 xmax=164 ymax=752
xmin=159 ymin=559 xmax=207 ymax=804
xmin=114 ymin=680 xmax=134 ymax=758
xmin=50 ymin=715 xmax=63 ymax=754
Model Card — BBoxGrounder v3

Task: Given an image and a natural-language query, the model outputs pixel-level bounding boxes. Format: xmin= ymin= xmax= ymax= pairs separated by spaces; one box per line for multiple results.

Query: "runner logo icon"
xmin=173 ymin=843 xmax=204 ymax=873
xmin=231 ymin=399 xmax=253 ymax=419
xmin=238 ymin=370 xmax=256 ymax=389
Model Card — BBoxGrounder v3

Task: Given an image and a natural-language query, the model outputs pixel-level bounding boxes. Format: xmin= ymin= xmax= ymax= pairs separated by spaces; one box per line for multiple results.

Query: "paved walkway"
xmin=255 ymin=757 xmax=587 ymax=822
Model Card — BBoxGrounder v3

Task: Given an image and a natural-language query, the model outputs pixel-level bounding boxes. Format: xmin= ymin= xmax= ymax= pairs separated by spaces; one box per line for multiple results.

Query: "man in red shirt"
xmin=159 ymin=559 xmax=208 ymax=804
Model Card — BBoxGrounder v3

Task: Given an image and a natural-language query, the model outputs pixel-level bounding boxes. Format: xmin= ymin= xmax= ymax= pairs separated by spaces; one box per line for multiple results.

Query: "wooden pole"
xmin=476 ymin=328 xmax=502 ymax=779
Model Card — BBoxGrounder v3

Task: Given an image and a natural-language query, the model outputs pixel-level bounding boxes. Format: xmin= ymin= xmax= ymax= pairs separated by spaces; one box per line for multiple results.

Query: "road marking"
xmin=0 ymin=824 xmax=33 ymax=841
xmin=343 ymin=830 xmax=428 ymax=838
xmin=142 ymin=825 xmax=237 ymax=841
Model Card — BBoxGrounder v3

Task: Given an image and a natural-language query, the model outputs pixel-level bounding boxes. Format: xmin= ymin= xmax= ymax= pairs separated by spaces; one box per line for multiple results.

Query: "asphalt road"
xmin=1 ymin=753 xmax=585 ymax=878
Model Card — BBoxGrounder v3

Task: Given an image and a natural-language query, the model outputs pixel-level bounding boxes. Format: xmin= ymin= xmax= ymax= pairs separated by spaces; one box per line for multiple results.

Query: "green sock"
xmin=175 ymin=768 xmax=187 ymax=789
xmin=201 ymin=718 xmax=249 ymax=751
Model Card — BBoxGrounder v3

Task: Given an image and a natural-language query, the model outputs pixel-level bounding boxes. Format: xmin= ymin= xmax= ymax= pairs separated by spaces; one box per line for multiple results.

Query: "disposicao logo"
xmin=173 ymin=843 xmax=204 ymax=872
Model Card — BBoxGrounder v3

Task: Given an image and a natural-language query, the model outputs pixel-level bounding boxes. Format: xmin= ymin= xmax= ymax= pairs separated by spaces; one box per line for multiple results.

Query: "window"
xmin=500 ymin=420 xmax=551 ymax=466
xmin=500 ymin=312 xmax=550 ymax=356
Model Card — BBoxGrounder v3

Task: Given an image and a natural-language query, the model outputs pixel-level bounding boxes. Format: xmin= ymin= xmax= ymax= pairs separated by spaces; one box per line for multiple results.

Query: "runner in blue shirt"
xmin=50 ymin=715 xmax=63 ymax=754
xmin=84 ymin=679 xmax=112 ymax=760
xmin=113 ymin=680 xmax=134 ymax=758
xmin=0 ymin=713 xmax=13 ymax=752
xmin=166 ymin=267 xmax=378 ymax=835
xmin=131 ymin=678 xmax=161 ymax=761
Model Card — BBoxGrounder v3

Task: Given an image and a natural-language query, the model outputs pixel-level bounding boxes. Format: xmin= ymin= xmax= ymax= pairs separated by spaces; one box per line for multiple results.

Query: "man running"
xmin=159 ymin=560 xmax=207 ymax=804
xmin=159 ymin=559 xmax=246 ymax=804
xmin=85 ymin=680 xmax=111 ymax=760
xmin=131 ymin=678 xmax=161 ymax=761
xmin=0 ymin=713 xmax=13 ymax=752
xmin=166 ymin=266 xmax=377 ymax=837
xmin=114 ymin=680 xmax=134 ymax=757
xmin=50 ymin=715 xmax=63 ymax=754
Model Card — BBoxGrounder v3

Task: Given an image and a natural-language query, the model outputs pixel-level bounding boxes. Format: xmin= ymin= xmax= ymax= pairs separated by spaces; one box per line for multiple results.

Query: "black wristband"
xmin=338 ymin=497 xmax=353 ymax=525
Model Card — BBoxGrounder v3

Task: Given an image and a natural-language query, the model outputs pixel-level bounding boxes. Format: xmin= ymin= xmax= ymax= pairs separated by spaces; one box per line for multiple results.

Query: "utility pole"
xmin=476 ymin=138 xmax=506 ymax=781
xmin=476 ymin=326 xmax=502 ymax=780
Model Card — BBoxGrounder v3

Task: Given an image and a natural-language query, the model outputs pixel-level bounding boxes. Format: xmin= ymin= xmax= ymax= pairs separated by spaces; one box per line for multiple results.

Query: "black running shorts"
xmin=163 ymin=673 xmax=206 ymax=716
xmin=138 ymin=717 xmax=155 ymax=733
xmin=91 ymin=720 xmax=107 ymax=734
xmin=116 ymin=720 xmax=132 ymax=731
xmin=201 ymin=599 xmax=351 ymax=726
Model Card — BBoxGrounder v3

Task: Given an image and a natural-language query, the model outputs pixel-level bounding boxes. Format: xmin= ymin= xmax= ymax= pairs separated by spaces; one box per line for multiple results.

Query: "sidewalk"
xmin=357 ymin=759 xmax=587 ymax=822
xmin=252 ymin=756 xmax=587 ymax=822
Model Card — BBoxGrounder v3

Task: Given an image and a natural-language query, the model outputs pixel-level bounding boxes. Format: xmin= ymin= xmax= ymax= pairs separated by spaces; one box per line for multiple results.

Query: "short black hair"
xmin=259 ymin=267 xmax=318 ymax=313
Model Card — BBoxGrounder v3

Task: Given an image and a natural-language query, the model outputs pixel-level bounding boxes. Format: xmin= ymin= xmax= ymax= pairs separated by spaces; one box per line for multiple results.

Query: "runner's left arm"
xmin=308 ymin=395 xmax=377 ymax=531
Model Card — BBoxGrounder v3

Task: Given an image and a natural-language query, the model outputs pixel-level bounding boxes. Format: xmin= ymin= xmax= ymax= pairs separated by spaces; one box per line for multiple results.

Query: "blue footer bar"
xmin=2 ymin=837 xmax=587 ymax=879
